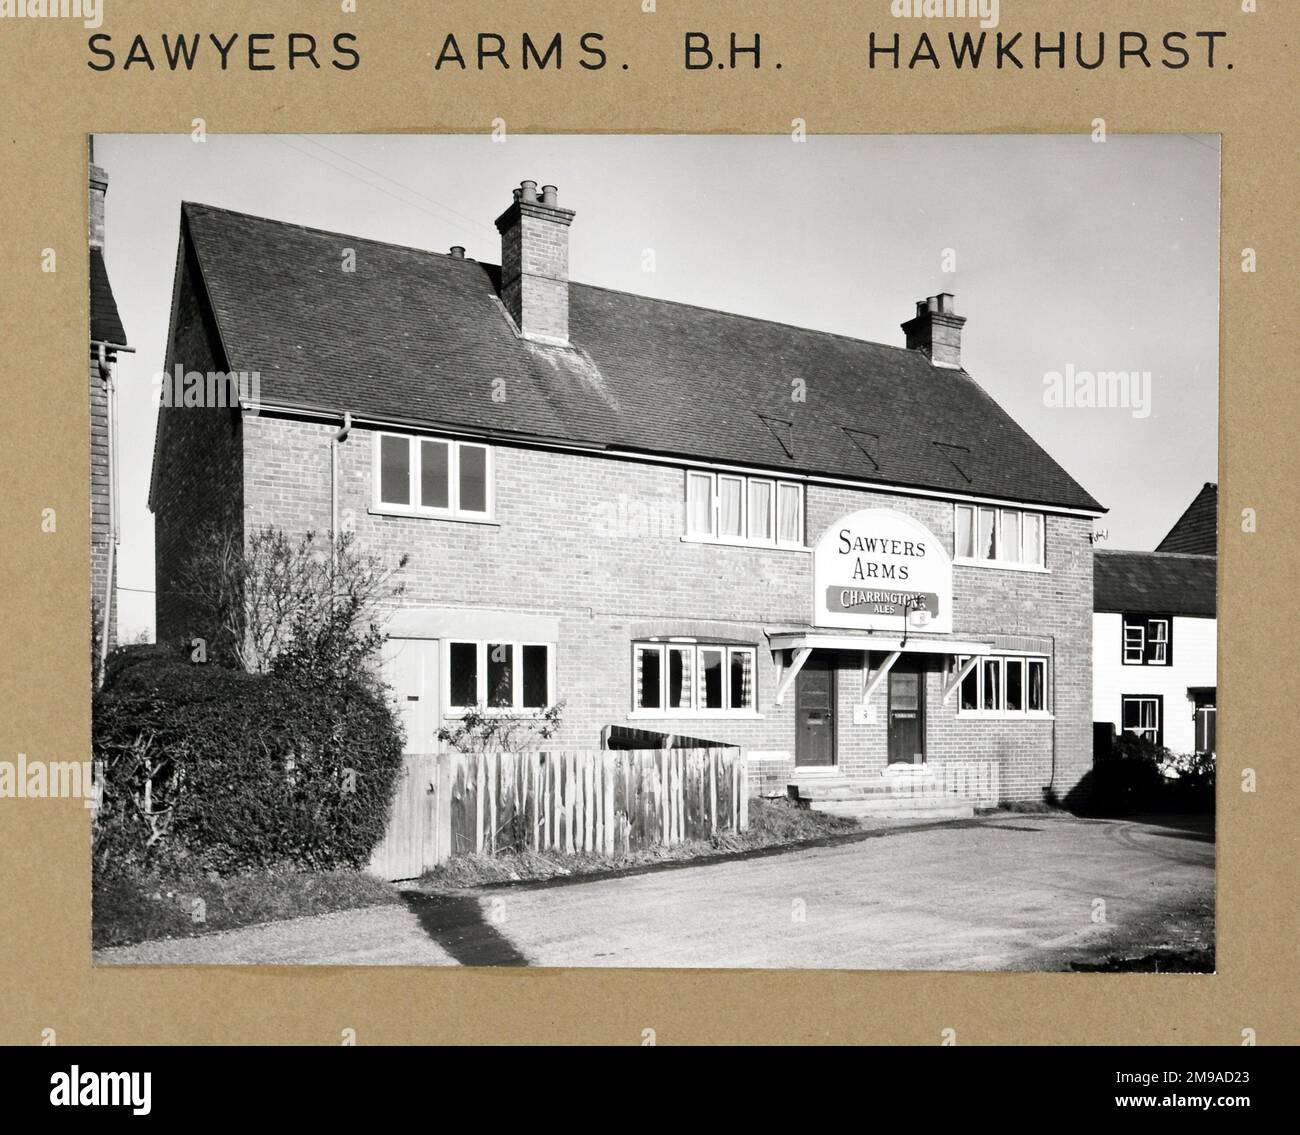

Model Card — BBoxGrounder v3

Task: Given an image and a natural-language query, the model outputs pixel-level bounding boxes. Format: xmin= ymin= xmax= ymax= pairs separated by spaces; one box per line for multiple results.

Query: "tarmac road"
xmin=95 ymin=813 xmax=1214 ymax=971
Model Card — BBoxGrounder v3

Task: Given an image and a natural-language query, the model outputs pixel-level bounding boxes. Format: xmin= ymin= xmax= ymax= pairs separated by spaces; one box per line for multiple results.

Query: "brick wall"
xmin=152 ymin=240 xmax=244 ymax=654
xmin=237 ymin=417 xmax=1095 ymax=806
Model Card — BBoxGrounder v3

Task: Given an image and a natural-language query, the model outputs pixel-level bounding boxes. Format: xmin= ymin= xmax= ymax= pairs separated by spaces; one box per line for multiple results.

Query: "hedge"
xmin=93 ymin=659 xmax=405 ymax=874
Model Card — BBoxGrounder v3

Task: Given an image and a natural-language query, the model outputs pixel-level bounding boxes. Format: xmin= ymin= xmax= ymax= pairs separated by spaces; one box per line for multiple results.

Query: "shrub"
xmin=93 ymin=659 xmax=404 ymax=874
xmin=1093 ymin=732 xmax=1215 ymax=814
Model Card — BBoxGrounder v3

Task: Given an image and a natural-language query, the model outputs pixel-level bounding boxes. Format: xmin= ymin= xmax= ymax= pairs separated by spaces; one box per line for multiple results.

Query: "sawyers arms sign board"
xmin=813 ymin=509 xmax=953 ymax=634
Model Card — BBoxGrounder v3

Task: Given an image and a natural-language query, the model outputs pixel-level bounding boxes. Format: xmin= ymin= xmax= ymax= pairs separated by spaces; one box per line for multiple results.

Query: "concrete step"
xmin=809 ymin=797 xmax=976 ymax=821
xmin=790 ymin=780 xmax=945 ymax=800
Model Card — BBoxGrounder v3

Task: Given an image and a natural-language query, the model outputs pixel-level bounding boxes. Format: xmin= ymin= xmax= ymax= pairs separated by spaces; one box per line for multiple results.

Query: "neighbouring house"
xmin=1155 ymin=481 xmax=1217 ymax=556
xmin=149 ymin=181 xmax=1106 ymax=810
xmin=89 ymin=143 xmax=130 ymax=679
xmin=1093 ymin=485 xmax=1218 ymax=758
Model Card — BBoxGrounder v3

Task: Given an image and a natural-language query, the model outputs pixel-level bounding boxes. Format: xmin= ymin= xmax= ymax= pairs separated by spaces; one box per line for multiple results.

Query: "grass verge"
xmin=92 ymin=865 xmax=399 ymax=949
xmin=411 ymin=796 xmax=860 ymax=890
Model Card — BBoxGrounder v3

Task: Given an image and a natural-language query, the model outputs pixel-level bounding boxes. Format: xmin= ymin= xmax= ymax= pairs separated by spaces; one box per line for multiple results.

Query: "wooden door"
xmin=887 ymin=663 xmax=925 ymax=765
xmin=795 ymin=657 xmax=836 ymax=767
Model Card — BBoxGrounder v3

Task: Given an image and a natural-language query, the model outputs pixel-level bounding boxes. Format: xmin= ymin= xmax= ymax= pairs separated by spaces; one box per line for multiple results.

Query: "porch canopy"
xmin=765 ymin=626 xmax=993 ymax=708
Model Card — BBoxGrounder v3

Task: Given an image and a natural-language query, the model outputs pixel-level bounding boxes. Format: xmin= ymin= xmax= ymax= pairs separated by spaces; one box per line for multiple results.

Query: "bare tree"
xmin=178 ymin=526 xmax=408 ymax=677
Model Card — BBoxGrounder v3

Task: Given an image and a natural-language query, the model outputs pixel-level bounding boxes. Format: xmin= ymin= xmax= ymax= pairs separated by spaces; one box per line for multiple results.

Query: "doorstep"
xmin=788 ymin=767 xmax=977 ymax=821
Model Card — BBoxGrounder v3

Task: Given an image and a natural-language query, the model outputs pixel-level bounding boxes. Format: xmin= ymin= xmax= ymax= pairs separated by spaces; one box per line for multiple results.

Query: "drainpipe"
xmin=1046 ymin=633 xmax=1058 ymax=805
xmin=96 ymin=343 xmax=116 ymax=688
xmin=330 ymin=410 xmax=353 ymax=548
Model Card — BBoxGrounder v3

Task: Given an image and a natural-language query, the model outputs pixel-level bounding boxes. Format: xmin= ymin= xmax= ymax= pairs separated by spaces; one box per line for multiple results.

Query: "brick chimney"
xmin=494 ymin=180 xmax=575 ymax=345
xmin=89 ymin=152 xmax=109 ymax=250
xmin=901 ymin=293 xmax=966 ymax=368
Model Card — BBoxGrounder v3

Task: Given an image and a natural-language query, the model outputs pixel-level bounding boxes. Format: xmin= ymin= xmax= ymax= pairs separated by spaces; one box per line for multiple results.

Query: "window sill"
xmin=953 ymin=557 xmax=1049 ymax=574
xmin=1121 ymin=661 xmax=1172 ymax=667
xmin=627 ymin=710 xmax=764 ymax=721
xmin=957 ymin=711 xmax=1055 ymax=721
xmin=681 ymin=535 xmax=810 ymax=553
xmin=442 ymin=708 xmax=550 ymax=719
xmin=369 ymin=506 xmax=498 ymax=526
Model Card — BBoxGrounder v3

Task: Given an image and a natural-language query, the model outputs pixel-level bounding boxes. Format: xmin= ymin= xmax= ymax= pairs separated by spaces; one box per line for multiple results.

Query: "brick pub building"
xmin=151 ymin=181 xmax=1104 ymax=809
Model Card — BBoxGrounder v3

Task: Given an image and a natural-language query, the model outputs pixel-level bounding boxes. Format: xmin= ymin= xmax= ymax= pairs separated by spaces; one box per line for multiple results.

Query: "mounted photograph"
xmin=86 ymin=133 xmax=1218 ymax=970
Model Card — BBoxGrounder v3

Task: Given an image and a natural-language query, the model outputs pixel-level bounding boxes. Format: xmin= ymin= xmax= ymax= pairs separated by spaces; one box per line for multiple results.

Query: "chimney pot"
xmin=494 ymin=182 xmax=576 ymax=345
xmin=901 ymin=293 xmax=967 ymax=369
xmin=449 ymin=245 xmax=466 ymax=260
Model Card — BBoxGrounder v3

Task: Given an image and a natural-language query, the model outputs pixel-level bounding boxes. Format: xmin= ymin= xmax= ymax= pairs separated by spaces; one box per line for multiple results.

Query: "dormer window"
xmin=375 ymin=433 xmax=492 ymax=520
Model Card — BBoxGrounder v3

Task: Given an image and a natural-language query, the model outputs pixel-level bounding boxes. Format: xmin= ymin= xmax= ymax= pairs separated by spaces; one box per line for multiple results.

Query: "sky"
xmin=94 ymin=133 xmax=1220 ymax=643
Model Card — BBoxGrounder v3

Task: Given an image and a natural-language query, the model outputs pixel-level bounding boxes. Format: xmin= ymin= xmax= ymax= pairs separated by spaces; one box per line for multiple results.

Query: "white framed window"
xmin=957 ymin=654 xmax=1050 ymax=718
xmin=1122 ymin=614 xmax=1172 ymax=666
xmin=632 ymin=641 xmax=756 ymax=716
xmin=1121 ymin=695 xmax=1162 ymax=746
xmin=445 ymin=640 xmax=555 ymax=713
xmin=685 ymin=470 xmax=803 ymax=548
xmin=375 ymin=433 xmax=493 ymax=520
xmin=954 ymin=504 xmax=1046 ymax=569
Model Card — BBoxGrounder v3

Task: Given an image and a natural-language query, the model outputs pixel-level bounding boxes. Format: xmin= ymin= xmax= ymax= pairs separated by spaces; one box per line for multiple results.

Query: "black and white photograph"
xmin=87 ymin=133 xmax=1218 ymax=971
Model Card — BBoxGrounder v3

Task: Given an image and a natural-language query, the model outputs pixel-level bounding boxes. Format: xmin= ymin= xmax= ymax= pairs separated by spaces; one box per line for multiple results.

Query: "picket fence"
xmin=369 ymin=748 xmax=748 ymax=882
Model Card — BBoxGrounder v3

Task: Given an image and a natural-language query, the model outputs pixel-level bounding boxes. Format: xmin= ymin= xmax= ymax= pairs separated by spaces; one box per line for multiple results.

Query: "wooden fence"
xmin=369 ymin=748 xmax=748 ymax=881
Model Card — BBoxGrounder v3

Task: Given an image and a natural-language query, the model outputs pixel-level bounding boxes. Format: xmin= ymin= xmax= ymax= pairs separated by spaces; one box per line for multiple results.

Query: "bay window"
xmin=633 ymin=641 xmax=757 ymax=715
xmin=957 ymin=654 xmax=1050 ymax=717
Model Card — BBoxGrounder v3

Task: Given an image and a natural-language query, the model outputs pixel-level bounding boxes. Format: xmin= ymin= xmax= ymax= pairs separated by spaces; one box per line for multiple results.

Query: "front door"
xmin=381 ymin=638 xmax=441 ymax=754
xmin=795 ymin=656 xmax=836 ymax=767
xmin=887 ymin=662 xmax=925 ymax=765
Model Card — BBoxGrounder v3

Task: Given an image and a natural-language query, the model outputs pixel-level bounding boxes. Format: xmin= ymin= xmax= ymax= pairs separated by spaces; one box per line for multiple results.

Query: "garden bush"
xmin=93 ymin=658 xmax=405 ymax=874
xmin=1092 ymin=732 xmax=1214 ymax=814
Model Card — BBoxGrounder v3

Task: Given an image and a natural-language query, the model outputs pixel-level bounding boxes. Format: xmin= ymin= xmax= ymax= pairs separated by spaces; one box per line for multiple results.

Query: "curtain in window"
xmin=748 ymin=481 xmax=773 ymax=541
xmin=778 ymin=484 xmax=801 ymax=544
xmin=687 ymin=474 xmax=713 ymax=535
xmin=669 ymin=647 xmax=691 ymax=709
xmin=1023 ymin=512 xmax=1044 ymax=566
xmin=730 ymin=650 xmax=753 ymax=709
xmin=1001 ymin=509 xmax=1021 ymax=564
xmin=977 ymin=507 xmax=996 ymax=559
xmin=718 ymin=479 xmax=743 ymax=537
xmin=637 ymin=646 xmax=662 ymax=710
xmin=955 ymin=506 xmax=973 ymax=558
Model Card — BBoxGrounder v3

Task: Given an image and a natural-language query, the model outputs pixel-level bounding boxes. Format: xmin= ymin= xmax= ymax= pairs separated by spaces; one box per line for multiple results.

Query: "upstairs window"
xmin=633 ymin=641 xmax=756 ymax=715
xmin=1122 ymin=615 xmax=1171 ymax=665
xmin=685 ymin=470 xmax=803 ymax=547
xmin=376 ymin=433 xmax=492 ymax=519
xmin=954 ymin=504 xmax=1045 ymax=568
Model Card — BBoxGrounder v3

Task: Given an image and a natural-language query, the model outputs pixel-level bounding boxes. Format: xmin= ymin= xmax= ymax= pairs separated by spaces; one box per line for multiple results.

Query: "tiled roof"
xmin=1094 ymin=549 xmax=1216 ymax=617
xmin=90 ymin=248 xmax=127 ymax=346
xmin=179 ymin=202 xmax=1103 ymax=512
xmin=1155 ymin=482 xmax=1217 ymax=555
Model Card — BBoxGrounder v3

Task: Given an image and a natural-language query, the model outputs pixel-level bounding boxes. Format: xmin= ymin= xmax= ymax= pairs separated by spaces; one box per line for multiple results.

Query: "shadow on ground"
xmin=399 ymin=892 xmax=530 ymax=966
